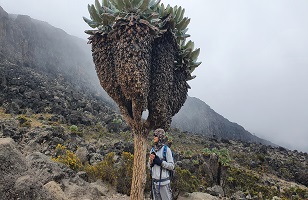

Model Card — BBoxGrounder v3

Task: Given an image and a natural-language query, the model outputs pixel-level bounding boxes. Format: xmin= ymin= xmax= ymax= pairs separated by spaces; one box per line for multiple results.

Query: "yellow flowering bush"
xmin=52 ymin=144 xmax=83 ymax=170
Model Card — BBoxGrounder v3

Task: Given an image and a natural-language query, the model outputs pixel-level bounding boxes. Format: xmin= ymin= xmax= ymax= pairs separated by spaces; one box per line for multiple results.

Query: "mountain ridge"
xmin=172 ymin=96 xmax=275 ymax=146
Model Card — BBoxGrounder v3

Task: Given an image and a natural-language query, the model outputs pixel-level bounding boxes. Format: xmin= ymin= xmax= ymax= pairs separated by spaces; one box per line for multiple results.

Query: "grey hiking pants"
xmin=152 ymin=183 xmax=172 ymax=200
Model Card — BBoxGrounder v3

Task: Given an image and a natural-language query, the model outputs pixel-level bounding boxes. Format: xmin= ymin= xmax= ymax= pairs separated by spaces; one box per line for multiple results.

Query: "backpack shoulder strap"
xmin=163 ymin=145 xmax=168 ymax=161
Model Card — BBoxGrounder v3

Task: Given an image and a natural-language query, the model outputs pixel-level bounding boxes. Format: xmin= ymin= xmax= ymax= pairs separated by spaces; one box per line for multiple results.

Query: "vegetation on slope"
xmin=0 ymin=107 xmax=307 ymax=199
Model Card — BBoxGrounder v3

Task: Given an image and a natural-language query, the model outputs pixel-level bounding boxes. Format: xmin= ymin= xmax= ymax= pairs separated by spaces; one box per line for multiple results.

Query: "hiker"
xmin=149 ymin=128 xmax=174 ymax=200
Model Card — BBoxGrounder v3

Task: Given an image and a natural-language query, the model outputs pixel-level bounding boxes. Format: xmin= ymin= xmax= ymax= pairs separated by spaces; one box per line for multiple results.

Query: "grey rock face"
xmin=0 ymin=138 xmax=112 ymax=200
xmin=26 ymin=152 xmax=73 ymax=184
xmin=0 ymin=6 xmax=118 ymax=127
xmin=44 ymin=181 xmax=68 ymax=200
xmin=76 ymin=147 xmax=89 ymax=164
xmin=0 ymin=138 xmax=53 ymax=200
xmin=0 ymin=138 xmax=27 ymax=199
xmin=206 ymin=185 xmax=224 ymax=197
xmin=14 ymin=175 xmax=53 ymax=200
xmin=177 ymin=192 xmax=219 ymax=200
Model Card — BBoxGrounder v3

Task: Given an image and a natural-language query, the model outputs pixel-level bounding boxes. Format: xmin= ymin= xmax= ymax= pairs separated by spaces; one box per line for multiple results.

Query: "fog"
xmin=1 ymin=0 xmax=307 ymax=152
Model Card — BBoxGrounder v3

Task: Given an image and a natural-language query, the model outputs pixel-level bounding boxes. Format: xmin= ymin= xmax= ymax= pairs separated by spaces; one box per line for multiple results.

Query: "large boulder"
xmin=178 ymin=192 xmax=219 ymax=200
xmin=0 ymin=138 xmax=53 ymax=200
xmin=0 ymin=137 xmax=113 ymax=200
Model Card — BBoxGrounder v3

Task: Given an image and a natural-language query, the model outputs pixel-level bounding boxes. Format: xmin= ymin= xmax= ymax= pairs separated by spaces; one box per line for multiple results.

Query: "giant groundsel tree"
xmin=84 ymin=0 xmax=201 ymax=199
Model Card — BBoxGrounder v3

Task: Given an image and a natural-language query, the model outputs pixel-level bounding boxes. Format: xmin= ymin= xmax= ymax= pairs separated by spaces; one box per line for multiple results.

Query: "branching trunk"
xmin=89 ymin=14 xmax=192 ymax=200
xmin=130 ymin=128 xmax=149 ymax=200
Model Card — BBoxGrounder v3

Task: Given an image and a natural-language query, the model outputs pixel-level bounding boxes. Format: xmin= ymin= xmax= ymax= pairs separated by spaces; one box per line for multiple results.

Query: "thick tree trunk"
xmin=130 ymin=129 xmax=148 ymax=200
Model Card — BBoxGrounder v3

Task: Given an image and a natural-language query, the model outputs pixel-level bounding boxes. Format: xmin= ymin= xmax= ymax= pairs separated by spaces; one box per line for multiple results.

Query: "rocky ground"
xmin=0 ymin=110 xmax=307 ymax=200
xmin=0 ymin=110 xmax=220 ymax=200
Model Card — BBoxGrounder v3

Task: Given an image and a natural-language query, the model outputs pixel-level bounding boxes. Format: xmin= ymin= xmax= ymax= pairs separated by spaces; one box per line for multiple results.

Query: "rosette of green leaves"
xmin=83 ymin=0 xmax=162 ymax=34
xmin=202 ymin=147 xmax=232 ymax=166
xmin=83 ymin=0 xmax=201 ymax=80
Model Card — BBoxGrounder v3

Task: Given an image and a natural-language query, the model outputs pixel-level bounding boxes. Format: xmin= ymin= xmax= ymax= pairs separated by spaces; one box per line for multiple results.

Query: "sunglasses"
xmin=153 ymin=133 xmax=158 ymax=137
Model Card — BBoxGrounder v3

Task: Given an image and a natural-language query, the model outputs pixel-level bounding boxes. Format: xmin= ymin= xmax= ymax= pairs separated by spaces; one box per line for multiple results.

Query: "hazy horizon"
xmin=1 ymin=0 xmax=307 ymax=152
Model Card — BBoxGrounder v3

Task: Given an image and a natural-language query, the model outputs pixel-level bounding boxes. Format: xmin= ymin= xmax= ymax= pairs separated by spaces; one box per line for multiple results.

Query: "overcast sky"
xmin=1 ymin=0 xmax=307 ymax=152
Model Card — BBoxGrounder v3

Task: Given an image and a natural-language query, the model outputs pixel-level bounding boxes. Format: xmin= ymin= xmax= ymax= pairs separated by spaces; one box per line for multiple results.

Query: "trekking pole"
xmin=158 ymin=165 xmax=162 ymax=193
xmin=150 ymin=166 xmax=153 ymax=200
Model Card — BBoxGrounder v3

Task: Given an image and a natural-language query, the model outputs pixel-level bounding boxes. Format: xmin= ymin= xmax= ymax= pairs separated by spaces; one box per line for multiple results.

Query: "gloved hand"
xmin=153 ymin=155 xmax=163 ymax=166
xmin=150 ymin=152 xmax=156 ymax=167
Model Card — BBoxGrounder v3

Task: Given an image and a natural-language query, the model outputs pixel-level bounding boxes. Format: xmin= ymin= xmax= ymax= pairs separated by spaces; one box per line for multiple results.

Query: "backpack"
xmin=151 ymin=145 xmax=175 ymax=180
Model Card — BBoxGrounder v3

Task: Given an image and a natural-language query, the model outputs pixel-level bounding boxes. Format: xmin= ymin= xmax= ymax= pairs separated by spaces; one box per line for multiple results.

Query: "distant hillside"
xmin=0 ymin=6 xmax=113 ymax=102
xmin=0 ymin=6 xmax=116 ymax=126
xmin=172 ymin=97 xmax=274 ymax=146
xmin=0 ymin=6 xmax=273 ymax=147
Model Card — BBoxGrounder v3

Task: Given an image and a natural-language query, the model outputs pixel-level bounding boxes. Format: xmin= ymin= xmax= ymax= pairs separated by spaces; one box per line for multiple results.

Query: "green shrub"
xmin=283 ymin=186 xmax=308 ymax=200
xmin=171 ymin=167 xmax=199 ymax=199
xmin=225 ymin=167 xmax=283 ymax=198
xmin=17 ymin=115 xmax=31 ymax=127
xmin=84 ymin=152 xmax=117 ymax=185
xmin=226 ymin=167 xmax=260 ymax=193
xmin=119 ymin=131 xmax=133 ymax=142
xmin=116 ymin=152 xmax=134 ymax=195
xmin=202 ymin=147 xmax=232 ymax=166
xmin=69 ymin=125 xmax=83 ymax=136
xmin=70 ymin=125 xmax=78 ymax=132
xmin=112 ymin=118 xmax=122 ymax=124
xmin=184 ymin=150 xmax=193 ymax=158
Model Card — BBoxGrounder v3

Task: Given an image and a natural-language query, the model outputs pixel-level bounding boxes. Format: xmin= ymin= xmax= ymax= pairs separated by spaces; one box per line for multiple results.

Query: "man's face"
xmin=154 ymin=136 xmax=159 ymax=143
